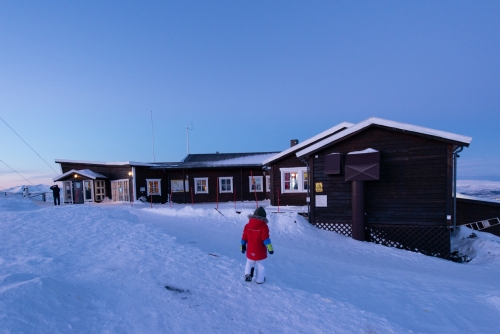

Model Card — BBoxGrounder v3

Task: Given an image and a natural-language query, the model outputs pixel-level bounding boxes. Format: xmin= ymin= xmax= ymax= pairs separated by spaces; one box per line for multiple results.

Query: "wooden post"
xmin=216 ymin=177 xmax=219 ymax=210
xmin=277 ymin=187 xmax=280 ymax=213
xmin=191 ymin=187 xmax=194 ymax=206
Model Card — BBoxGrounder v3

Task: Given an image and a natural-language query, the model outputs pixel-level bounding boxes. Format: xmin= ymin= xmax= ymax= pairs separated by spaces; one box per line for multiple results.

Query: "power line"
xmin=0 ymin=116 xmax=59 ymax=175
xmin=0 ymin=159 xmax=43 ymax=192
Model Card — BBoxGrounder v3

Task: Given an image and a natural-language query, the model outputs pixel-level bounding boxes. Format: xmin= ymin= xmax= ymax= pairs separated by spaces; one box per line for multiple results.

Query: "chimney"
xmin=290 ymin=139 xmax=299 ymax=147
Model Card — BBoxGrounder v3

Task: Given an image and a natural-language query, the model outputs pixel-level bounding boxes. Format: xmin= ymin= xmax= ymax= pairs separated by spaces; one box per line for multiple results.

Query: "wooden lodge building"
xmin=53 ymin=117 xmax=500 ymax=259
xmin=290 ymin=117 xmax=473 ymax=258
xmin=263 ymin=122 xmax=354 ymax=207
xmin=54 ymin=152 xmax=278 ymax=205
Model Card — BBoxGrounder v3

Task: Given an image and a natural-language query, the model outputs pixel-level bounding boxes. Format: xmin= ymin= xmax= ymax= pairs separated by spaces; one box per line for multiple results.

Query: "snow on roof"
xmin=53 ymin=169 xmax=108 ymax=182
xmin=262 ymin=122 xmax=354 ymax=165
xmin=347 ymin=148 xmax=378 ymax=155
xmin=456 ymin=193 xmax=500 ymax=204
xmin=54 ymin=159 xmax=158 ymax=167
xmin=204 ymin=153 xmax=278 ymax=166
xmin=296 ymin=117 xmax=473 ymax=158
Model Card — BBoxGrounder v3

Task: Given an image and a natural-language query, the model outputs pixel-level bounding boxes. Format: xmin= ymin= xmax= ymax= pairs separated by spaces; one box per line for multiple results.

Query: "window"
xmin=171 ymin=180 xmax=189 ymax=192
xmin=266 ymin=175 xmax=270 ymax=192
xmin=194 ymin=177 xmax=208 ymax=194
xmin=146 ymin=179 xmax=161 ymax=196
xmin=219 ymin=177 xmax=233 ymax=193
xmin=111 ymin=179 xmax=130 ymax=202
xmin=280 ymin=167 xmax=308 ymax=193
xmin=249 ymin=176 xmax=263 ymax=192
xmin=84 ymin=180 xmax=93 ymax=202
xmin=94 ymin=180 xmax=106 ymax=202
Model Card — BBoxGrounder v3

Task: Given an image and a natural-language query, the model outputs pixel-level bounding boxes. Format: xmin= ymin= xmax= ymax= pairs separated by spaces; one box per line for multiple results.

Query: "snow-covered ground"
xmin=1 ymin=181 xmax=500 ymax=333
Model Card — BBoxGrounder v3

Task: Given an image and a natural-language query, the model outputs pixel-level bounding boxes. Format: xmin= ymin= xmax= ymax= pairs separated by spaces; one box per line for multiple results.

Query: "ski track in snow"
xmin=1 ymin=194 xmax=500 ymax=333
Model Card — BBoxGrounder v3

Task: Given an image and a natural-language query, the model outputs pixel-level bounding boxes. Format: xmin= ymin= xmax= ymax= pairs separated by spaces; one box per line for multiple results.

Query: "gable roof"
xmin=54 ymin=159 xmax=160 ymax=167
xmin=153 ymin=152 xmax=280 ymax=169
xmin=53 ymin=169 xmax=108 ymax=182
xmin=296 ymin=117 xmax=473 ymax=158
xmin=262 ymin=122 xmax=354 ymax=165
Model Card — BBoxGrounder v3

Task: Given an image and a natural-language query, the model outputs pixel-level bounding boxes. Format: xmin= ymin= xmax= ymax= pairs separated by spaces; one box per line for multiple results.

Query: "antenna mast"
xmin=151 ymin=111 xmax=156 ymax=162
xmin=186 ymin=123 xmax=193 ymax=154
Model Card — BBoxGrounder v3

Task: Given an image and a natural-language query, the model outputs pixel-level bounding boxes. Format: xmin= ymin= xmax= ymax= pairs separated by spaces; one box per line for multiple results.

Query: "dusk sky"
xmin=1 ymin=1 xmax=499 ymax=188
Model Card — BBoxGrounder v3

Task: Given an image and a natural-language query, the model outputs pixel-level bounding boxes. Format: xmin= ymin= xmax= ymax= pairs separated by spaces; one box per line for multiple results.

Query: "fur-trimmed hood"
xmin=247 ymin=214 xmax=268 ymax=224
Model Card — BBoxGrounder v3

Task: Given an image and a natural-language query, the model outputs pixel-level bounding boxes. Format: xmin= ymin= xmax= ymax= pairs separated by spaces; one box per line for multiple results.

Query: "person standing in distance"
xmin=50 ymin=184 xmax=61 ymax=206
xmin=240 ymin=206 xmax=274 ymax=284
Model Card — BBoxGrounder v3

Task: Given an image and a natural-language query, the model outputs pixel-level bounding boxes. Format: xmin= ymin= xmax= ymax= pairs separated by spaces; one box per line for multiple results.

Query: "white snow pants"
xmin=245 ymin=259 xmax=265 ymax=283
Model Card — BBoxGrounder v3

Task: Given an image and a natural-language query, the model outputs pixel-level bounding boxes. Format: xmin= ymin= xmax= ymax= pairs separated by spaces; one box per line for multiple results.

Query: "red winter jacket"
xmin=241 ymin=217 xmax=270 ymax=261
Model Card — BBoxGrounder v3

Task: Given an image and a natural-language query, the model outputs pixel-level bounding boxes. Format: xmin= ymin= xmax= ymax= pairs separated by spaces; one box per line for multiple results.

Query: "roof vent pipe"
xmin=290 ymin=139 xmax=299 ymax=147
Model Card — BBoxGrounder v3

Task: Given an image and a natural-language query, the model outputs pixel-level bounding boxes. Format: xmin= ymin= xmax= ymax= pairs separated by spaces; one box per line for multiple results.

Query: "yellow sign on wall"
xmin=315 ymin=182 xmax=323 ymax=192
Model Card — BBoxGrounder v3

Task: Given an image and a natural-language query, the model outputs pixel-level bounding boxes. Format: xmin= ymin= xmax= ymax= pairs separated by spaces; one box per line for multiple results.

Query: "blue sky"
xmin=1 ymin=1 xmax=499 ymax=188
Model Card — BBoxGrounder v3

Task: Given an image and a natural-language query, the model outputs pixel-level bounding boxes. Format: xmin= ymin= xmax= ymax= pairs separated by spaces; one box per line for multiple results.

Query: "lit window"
xmin=146 ymin=179 xmax=161 ymax=196
xmin=194 ymin=177 xmax=209 ymax=194
xmin=249 ymin=176 xmax=263 ymax=192
xmin=219 ymin=177 xmax=233 ymax=193
xmin=266 ymin=175 xmax=270 ymax=192
xmin=280 ymin=167 xmax=308 ymax=193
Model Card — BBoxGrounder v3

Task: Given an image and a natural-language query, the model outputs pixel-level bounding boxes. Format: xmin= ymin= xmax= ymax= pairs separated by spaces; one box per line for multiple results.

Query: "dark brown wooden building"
xmin=53 ymin=160 xmax=155 ymax=204
xmin=293 ymin=117 xmax=472 ymax=258
xmin=456 ymin=194 xmax=500 ymax=237
xmin=146 ymin=153 xmax=277 ymax=204
xmin=54 ymin=152 xmax=277 ymax=205
xmin=263 ymin=122 xmax=354 ymax=207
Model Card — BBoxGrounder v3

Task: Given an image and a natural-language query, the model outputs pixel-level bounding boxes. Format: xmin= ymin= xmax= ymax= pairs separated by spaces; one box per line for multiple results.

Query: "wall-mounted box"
xmin=345 ymin=148 xmax=380 ymax=181
xmin=324 ymin=153 xmax=341 ymax=175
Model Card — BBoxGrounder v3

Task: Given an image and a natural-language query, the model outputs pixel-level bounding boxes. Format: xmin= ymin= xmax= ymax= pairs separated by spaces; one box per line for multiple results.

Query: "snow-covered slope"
xmin=457 ymin=180 xmax=500 ymax=201
xmin=1 ymin=197 xmax=500 ymax=333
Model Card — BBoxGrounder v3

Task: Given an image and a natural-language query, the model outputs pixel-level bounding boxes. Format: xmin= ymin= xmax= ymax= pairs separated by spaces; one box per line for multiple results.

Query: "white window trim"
xmin=248 ymin=176 xmax=264 ymax=193
xmin=219 ymin=177 xmax=233 ymax=193
xmin=194 ymin=177 xmax=209 ymax=194
xmin=146 ymin=179 xmax=162 ymax=196
xmin=280 ymin=167 xmax=308 ymax=193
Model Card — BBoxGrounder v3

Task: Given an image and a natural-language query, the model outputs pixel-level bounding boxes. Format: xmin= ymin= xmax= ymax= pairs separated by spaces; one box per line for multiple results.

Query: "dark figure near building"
xmin=50 ymin=184 xmax=61 ymax=206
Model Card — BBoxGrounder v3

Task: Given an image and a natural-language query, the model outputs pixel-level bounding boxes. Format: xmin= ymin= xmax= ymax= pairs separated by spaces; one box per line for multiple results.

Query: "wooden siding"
xmin=59 ymin=162 xmax=134 ymax=201
xmin=457 ymin=198 xmax=500 ymax=225
xmin=309 ymin=126 xmax=453 ymax=227
xmin=134 ymin=167 xmax=270 ymax=204
xmin=269 ymin=155 xmax=308 ymax=206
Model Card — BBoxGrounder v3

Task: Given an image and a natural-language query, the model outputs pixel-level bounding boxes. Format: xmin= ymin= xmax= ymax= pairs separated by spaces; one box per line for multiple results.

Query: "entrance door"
xmin=111 ymin=179 xmax=130 ymax=202
xmin=63 ymin=181 xmax=73 ymax=203
xmin=73 ymin=181 xmax=84 ymax=204
xmin=83 ymin=180 xmax=93 ymax=202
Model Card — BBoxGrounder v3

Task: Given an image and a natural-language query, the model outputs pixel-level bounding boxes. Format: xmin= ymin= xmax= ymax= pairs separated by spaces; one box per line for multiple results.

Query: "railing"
xmin=464 ymin=217 xmax=500 ymax=231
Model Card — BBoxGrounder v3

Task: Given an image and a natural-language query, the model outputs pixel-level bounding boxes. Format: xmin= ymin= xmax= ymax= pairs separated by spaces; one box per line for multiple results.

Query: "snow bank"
xmin=452 ymin=226 xmax=500 ymax=265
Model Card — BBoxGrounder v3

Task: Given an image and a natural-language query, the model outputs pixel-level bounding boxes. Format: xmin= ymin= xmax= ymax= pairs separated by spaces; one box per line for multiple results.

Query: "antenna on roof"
xmin=186 ymin=123 xmax=193 ymax=154
xmin=151 ymin=111 xmax=156 ymax=162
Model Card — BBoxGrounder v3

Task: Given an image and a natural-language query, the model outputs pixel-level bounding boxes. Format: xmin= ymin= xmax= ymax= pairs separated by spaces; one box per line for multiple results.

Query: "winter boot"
xmin=245 ymin=274 xmax=252 ymax=282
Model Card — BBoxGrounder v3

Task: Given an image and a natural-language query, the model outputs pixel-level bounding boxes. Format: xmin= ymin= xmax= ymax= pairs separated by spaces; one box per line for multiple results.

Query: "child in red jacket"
xmin=240 ymin=206 xmax=274 ymax=284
